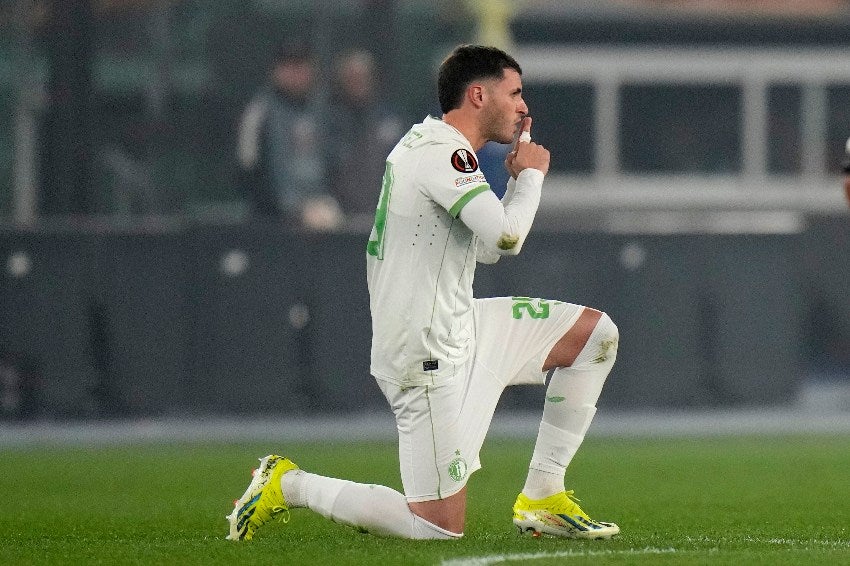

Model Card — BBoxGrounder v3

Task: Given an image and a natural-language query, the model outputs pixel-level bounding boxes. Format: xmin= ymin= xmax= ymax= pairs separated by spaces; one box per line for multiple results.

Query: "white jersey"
xmin=367 ymin=116 xmax=543 ymax=386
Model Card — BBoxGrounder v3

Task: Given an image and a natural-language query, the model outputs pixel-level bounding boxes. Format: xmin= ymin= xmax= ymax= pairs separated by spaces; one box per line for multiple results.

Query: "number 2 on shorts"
xmin=511 ymin=297 xmax=551 ymax=319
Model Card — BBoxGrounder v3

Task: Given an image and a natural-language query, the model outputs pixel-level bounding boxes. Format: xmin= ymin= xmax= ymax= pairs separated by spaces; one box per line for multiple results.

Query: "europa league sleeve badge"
xmin=451 ymin=148 xmax=479 ymax=173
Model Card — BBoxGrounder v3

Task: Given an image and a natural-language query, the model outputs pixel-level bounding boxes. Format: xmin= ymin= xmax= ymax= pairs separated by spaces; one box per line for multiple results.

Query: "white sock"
xmin=523 ymin=420 xmax=587 ymax=499
xmin=281 ymin=470 xmax=461 ymax=539
xmin=523 ymin=313 xmax=618 ymax=500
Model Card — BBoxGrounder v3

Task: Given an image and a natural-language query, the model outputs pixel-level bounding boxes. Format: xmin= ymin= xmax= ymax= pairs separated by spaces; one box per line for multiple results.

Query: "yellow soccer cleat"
xmin=225 ymin=454 xmax=299 ymax=541
xmin=512 ymin=490 xmax=620 ymax=539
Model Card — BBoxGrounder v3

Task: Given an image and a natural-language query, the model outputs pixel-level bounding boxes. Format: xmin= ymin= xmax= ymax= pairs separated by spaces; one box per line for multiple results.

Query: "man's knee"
xmin=572 ymin=311 xmax=619 ymax=368
xmin=544 ymin=308 xmax=618 ymax=370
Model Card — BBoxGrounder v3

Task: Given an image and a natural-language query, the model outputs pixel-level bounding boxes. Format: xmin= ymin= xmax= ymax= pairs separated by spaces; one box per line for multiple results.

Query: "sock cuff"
xmin=530 ymin=421 xmax=586 ymax=474
xmin=412 ymin=515 xmax=464 ymax=539
xmin=537 ymin=419 xmax=586 ymax=443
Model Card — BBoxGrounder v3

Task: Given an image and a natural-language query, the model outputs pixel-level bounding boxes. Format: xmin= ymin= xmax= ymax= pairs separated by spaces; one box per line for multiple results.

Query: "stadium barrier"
xmin=2 ymin=220 xmax=847 ymax=419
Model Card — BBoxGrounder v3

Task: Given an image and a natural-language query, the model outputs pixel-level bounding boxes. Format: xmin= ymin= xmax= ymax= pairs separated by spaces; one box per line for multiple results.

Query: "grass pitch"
xmin=1 ymin=434 xmax=848 ymax=565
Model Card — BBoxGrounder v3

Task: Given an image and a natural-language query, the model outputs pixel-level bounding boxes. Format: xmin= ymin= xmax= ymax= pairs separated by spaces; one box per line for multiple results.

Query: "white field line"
xmin=684 ymin=535 xmax=850 ymax=549
xmin=440 ymin=547 xmax=678 ymax=566
xmin=440 ymin=538 xmax=850 ymax=566
xmin=743 ymin=536 xmax=850 ymax=549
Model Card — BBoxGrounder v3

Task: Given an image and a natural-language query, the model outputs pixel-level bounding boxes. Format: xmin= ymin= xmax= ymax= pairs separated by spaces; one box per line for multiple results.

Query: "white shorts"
xmin=376 ymin=296 xmax=585 ymax=502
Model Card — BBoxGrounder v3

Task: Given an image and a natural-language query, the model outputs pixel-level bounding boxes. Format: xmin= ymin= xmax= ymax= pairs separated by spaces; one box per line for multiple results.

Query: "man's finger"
xmin=514 ymin=116 xmax=532 ymax=149
xmin=519 ymin=117 xmax=532 ymax=143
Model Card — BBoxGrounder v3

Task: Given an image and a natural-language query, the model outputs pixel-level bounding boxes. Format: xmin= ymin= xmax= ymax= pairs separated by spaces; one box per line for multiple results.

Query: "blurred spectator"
xmin=328 ymin=49 xmax=403 ymax=227
xmin=236 ymin=39 xmax=342 ymax=230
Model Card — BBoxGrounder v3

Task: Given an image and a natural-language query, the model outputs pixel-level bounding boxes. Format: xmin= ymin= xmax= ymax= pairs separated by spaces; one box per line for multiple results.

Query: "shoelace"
xmin=555 ymin=491 xmax=586 ymax=517
xmin=271 ymin=506 xmax=291 ymax=524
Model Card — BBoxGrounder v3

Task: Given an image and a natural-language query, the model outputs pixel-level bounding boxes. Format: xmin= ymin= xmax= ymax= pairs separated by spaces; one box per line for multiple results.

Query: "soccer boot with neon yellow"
xmin=226 ymin=454 xmax=299 ymax=540
xmin=512 ymin=490 xmax=620 ymax=539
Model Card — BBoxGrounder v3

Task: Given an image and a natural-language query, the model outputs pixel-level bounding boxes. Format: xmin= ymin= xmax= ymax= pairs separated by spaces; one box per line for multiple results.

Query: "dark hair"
xmin=437 ymin=45 xmax=522 ymax=113
xmin=273 ymin=37 xmax=312 ymax=65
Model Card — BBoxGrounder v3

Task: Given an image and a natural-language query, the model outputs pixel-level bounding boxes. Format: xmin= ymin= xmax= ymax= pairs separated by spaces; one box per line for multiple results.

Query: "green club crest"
xmin=448 ymin=455 xmax=468 ymax=482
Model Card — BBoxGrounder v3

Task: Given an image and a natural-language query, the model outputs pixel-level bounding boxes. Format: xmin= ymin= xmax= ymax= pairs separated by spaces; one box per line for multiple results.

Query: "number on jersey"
xmin=367 ymin=161 xmax=394 ymax=259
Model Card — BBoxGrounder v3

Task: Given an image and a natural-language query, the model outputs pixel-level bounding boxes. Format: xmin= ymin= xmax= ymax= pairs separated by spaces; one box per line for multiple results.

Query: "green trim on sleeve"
xmin=448 ymin=184 xmax=490 ymax=218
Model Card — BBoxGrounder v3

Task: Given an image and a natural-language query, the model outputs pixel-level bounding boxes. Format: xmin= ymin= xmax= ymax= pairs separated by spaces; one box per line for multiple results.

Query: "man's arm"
xmin=460 ymin=168 xmax=544 ymax=256
xmin=473 ymin=175 xmax=520 ymax=264
xmin=462 ymin=117 xmax=549 ymax=256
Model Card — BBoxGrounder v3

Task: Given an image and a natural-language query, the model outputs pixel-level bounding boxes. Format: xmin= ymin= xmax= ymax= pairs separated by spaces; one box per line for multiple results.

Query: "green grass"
xmin=1 ymin=435 xmax=848 ymax=565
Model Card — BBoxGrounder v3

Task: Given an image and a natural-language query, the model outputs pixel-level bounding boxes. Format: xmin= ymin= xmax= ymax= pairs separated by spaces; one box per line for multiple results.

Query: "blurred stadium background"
xmin=1 ymin=0 xmax=850 ymax=433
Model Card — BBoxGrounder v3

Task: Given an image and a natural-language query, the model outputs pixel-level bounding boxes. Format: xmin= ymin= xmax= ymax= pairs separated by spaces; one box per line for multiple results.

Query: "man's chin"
xmin=484 ymin=126 xmax=515 ymax=145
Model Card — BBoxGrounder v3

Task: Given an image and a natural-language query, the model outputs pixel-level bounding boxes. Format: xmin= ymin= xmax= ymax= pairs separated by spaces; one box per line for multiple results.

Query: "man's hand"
xmin=505 ymin=117 xmax=550 ymax=178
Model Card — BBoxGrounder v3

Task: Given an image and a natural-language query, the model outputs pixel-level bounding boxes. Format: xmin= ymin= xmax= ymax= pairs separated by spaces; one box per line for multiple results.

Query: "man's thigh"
xmin=472 ymin=296 xmax=585 ymax=386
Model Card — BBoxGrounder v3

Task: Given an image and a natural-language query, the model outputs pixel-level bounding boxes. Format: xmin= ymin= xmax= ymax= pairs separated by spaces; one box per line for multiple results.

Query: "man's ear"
xmin=467 ymin=84 xmax=485 ymax=109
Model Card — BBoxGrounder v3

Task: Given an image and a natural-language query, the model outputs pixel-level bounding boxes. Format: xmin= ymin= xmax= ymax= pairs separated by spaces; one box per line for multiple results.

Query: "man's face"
xmin=479 ymin=68 xmax=528 ymax=144
xmin=273 ymin=59 xmax=314 ymax=98
xmin=339 ymin=57 xmax=373 ymax=103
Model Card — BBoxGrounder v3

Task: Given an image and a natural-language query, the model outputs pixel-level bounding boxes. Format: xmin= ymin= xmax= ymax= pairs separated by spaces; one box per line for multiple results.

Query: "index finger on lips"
xmin=519 ymin=117 xmax=532 ymax=143
xmin=514 ymin=117 xmax=532 ymax=149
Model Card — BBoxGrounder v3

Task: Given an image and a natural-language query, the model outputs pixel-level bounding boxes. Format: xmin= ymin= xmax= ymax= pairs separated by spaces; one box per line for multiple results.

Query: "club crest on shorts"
xmin=448 ymin=452 xmax=468 ymax=482
xmin=451 ymin=149 xmax=478 ymax=172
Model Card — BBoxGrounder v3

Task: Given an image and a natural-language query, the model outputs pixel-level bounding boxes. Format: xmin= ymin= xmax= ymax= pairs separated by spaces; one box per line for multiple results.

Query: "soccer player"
xmin=227 ymin=44 xmax=620 ymax=541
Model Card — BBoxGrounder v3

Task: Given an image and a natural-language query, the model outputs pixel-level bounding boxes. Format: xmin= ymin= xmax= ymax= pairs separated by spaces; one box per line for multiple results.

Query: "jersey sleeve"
xmin=476 ymin=238 xmax=501 ymax=264
xmin=417 ymin=144 xmax=490 ymax=218
xmin=459 ymin=168 xmax=544 ymax=256
xmin=416 ymin=142 xmax=544 ymax=256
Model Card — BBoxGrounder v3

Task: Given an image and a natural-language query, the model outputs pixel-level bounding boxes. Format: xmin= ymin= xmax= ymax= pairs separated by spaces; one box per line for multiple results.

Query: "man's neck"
xmin=442 ymin=111 xmax=484 ymax=151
